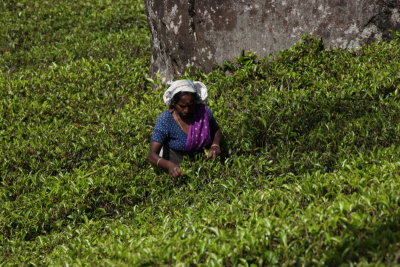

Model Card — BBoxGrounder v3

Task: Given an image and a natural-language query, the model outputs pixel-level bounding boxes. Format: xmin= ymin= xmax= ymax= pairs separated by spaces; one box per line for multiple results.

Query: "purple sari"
xmin=185 ymin=104 xmax=212 ymax=151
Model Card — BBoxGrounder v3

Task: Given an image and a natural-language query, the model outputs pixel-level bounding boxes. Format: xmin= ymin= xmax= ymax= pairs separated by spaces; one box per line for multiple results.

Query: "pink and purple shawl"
xmin=185 ymin=104 xmax=211 ymax=151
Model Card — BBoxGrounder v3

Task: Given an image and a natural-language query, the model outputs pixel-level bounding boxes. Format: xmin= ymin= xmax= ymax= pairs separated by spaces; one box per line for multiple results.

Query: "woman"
xmin=148 ymin=80 xmax=223 ymax=177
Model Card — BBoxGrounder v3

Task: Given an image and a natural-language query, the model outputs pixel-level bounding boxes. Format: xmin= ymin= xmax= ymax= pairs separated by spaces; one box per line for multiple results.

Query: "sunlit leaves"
xmin=1 ymin=1 xmax=400 ymax=266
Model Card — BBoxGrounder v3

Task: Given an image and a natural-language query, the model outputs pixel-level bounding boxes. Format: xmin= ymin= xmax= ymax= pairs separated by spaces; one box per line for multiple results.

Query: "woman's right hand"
xmin=166 ymin=162 xmax=182 ymax=177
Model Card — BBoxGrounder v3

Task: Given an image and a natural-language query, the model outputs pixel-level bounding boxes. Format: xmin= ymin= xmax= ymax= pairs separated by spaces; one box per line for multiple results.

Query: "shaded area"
xmin=326 ymin=212 xmax=400 ymax=265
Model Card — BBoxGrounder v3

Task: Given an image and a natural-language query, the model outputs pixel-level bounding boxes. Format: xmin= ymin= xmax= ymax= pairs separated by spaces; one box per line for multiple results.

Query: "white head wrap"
xmin=163 ymin=80 xmax=208 ymax=106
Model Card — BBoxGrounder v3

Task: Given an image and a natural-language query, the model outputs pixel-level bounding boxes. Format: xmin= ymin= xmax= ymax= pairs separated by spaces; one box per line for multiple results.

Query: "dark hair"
xmin=169 ymin=91 xmax=200 ymax=109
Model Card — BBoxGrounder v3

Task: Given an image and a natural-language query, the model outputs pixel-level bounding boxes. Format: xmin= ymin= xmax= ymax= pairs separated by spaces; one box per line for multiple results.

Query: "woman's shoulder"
xmin=157 ymin=110 xmax=173 ymax=119
xmin=203 ymin=105 xmax=213 ymax=116
xmin=155 ymin=110 xmax=173 ymax=125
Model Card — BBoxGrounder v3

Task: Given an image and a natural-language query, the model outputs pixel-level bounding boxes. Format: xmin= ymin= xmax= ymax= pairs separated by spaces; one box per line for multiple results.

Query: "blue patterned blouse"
xmin=151 ymin=107 xmax=218 ymax=151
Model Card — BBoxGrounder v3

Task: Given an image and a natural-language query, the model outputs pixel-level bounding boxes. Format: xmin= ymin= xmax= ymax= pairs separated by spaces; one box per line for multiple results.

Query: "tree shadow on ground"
xmin=326 ymin=212 xmax=400 ymax=265
xmin=238 ymin=82 xmax=399 ymax=176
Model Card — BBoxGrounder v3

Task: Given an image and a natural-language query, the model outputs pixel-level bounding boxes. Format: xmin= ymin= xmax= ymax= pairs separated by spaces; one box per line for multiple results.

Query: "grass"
xmin=1 ymin=0 xmax=400 ymax=265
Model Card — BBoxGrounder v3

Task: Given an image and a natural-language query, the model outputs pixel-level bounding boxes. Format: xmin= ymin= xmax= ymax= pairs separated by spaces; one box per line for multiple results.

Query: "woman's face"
xmin=174 ymin=94 xmax=195 ymax=119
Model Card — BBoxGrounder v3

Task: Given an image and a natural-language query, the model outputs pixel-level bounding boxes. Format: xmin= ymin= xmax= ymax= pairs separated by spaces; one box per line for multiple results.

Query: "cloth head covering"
xmin=163 ymin=80 xmax=208 ymax=106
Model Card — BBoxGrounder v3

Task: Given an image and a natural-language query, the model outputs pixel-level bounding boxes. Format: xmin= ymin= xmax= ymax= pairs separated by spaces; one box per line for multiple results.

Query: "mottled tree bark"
xmin=145 ymin=0 xmax=400 ymax=82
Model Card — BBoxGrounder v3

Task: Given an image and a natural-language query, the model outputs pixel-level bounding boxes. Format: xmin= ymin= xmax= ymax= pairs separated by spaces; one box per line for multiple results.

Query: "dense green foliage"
xmin=1 ymin=0 xmax=400 ymax=265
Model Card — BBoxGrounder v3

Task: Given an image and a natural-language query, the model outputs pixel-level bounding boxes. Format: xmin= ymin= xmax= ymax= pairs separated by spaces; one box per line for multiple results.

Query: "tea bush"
xmin=1 ymin=0 xmax=400 ymax=265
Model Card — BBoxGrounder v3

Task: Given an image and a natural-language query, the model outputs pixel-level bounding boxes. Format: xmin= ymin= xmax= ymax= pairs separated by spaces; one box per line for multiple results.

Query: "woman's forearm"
xmin=148 ymin=152 xmax=182 ymax=177
xmin=211 ymin=129 xmax=222 ymax=146
xmin=148 ymin=153 xmax=173 ymax=169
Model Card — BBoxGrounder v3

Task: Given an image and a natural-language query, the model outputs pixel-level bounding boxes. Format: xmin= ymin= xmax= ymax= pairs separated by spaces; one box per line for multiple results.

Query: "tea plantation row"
xmin=1 ymin=0 xmax=400 ymax=265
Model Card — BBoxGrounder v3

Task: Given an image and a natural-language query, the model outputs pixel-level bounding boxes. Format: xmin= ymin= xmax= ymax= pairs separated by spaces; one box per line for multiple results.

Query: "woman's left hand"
xmin=207 ymin=145 xmax=221 ymax=159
